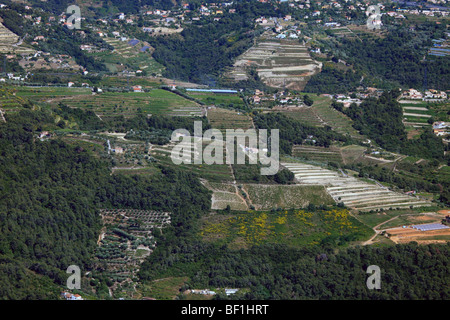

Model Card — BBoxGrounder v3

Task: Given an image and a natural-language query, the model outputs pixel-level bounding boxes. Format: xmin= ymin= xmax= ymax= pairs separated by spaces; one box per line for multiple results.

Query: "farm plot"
xmin=150 ymin=137 xmax=235 ymax=182
xmin=94 ymin=209 xmax=171 ymax=297
xmin=200 ymin=180 xmax=248 ymax=211
xmin=228 ymin=32 xmax=321 ymax=90
xmin=187 ymin=92 xmax=245 ymax=108
xmin=207 ymin=107 xmax=254 ymax=130
xmin=0 ymin=21 xmax=34 ymax=54
xmin=99 ymin=37 xmax=164 ymax=75
xmin=399 ymin=100 xmax=434 ymax=127
xmin=274 ymin=105 xmax=324 ymax=126
xmin=0 ymin=87 xmax=31 ymax=114
xmin=292 ymin=145 xmax=343 ymax=163
xmin=243 ymin=184 xmax=334 ymax=210
xmin=385 ymin=224 xmax=450 ymax=244
xmin=282 ymin=162 xmax=432 ymax=212
xmin=275 ymin=94 xmax=365 ymax=140
xmin=45 ymin=89 xmax=203 ymax=120
xmin=312 ymin=95 xmax=365 ymax=140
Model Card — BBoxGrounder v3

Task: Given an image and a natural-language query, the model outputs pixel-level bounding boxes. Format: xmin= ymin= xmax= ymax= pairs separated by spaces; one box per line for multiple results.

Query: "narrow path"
xmin=362 ymin=215 xmax=398 ymax=246
xmin=362 ymin=213 xmax=426 ymax=245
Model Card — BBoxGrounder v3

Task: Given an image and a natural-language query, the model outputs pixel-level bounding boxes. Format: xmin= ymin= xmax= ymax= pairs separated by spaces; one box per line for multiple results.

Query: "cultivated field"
xmin=274 ymin=94 xmax=365 ymax=140
xmin=99 ymin=37 xmax=164 ymax=75
xmin=282 ymin=162 xmax=433 ymax=212
xmin=242 ymin=183 xmax=334 ymax=210
xmin=385 ymin=224 xmax=450 ymax=244
xmin=187 ymin=91 xmax=245 ymax=108
xmin=0 ymin=22 xmax=34 ymax=54
xmin=27 ymin=88 xmax=204 ymax=119
xmin=207 ymin=107 xmax=254 ymax=130
xmin=228 ymin=31 xmax=321 ymax=90
xmin=292 ymin=145 xmax=343 ymax=163
xmin=149 ymin=137 xmax=235 ymax=182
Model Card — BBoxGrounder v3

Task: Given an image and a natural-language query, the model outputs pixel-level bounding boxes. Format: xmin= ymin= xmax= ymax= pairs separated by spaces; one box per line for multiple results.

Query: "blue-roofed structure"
xmin=140 ymin=46 xmax=150 ymax=52
xmin=186 ymin=88 xmax=238 ymax=94
xmin=128 ymin=39 xmax=140 ymax=46
xmin=411 ymin=223 xmax=450 ymax=231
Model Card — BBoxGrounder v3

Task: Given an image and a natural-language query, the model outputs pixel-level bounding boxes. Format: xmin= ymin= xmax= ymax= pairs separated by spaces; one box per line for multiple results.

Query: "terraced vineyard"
xmin=0 ymin=22 xmax=33 ymax=54
xmin=228 ymin=31 xmax=321 ymax=90
xmin=282 ymin=162 xmax=432 ymax=212
xmin=0 ymin=87 xmax=31 ymax=115
xmin=312 ymin=95 xmax=364 ymax=140
xmin=276 ymin=94 xmax=365 ymax=140
xmin=273 ymin=105 xmax=324 ymax=126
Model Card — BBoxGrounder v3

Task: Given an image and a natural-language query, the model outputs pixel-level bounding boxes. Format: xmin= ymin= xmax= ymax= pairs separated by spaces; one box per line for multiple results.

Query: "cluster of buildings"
xmin=402 ymin=89 xmax=448 ymax=101
xmin=61 ymin=292 xmax=84 ymax=300
xmin=188 ymin=288 xmax=239 ymax=296
xmin=432 ymin=122 xmax=450 ymax=137
xmin=394 ymin=7 xmax=449 ymax=18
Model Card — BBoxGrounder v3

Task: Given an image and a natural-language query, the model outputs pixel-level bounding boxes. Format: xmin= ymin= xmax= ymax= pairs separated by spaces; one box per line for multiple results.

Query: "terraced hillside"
xmin=98 ymin=37 xmax=164 ymax=75
xmin=282 ymin=162 xmax=432 ymax=212
xmin=228 ymin=31 xmax=321 ymax=90
xmin=0 ymin=22 xmax=33 ymax=54
xmin=0 ymin=21 xmax=19 ymax=53
xmin=399 ymin=100 xmax=434 ymax=128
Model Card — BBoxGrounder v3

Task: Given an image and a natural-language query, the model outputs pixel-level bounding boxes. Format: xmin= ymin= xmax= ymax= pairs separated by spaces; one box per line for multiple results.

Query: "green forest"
xmin=139 ymin=241 xmax=450 ymax=300
xmin=0 ymin=109 xmax=211 ymax=299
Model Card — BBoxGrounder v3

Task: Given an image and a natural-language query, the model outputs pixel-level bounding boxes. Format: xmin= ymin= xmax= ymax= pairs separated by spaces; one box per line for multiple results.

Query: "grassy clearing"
xmin=139 ymin=277 xmax=188 ymax=300
xmin=243 ymin=184 xmax=335 ymax=210
xmin=339 ymin=145 xmax=367 ymax=165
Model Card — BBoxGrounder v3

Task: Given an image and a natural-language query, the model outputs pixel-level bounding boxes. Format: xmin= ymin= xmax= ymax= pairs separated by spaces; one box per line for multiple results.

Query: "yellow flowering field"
xmin=200 ymin=207 xmax=372 ymax=248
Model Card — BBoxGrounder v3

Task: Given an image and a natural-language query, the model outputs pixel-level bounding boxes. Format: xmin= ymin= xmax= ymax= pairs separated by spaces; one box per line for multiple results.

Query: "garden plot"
xmin=229 ymin=32 xmax=321 ymax=90
xmin=282 ymin=162 xmax=432 ymax=212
